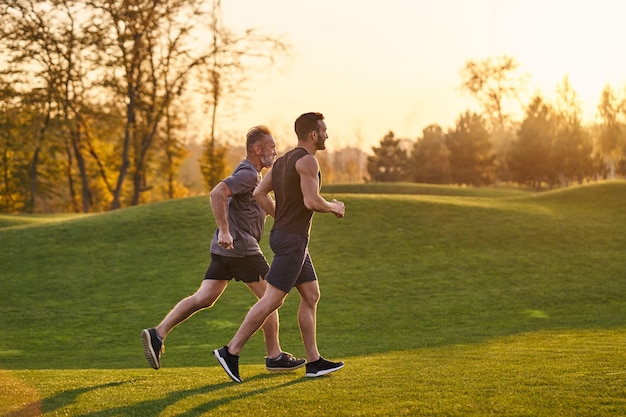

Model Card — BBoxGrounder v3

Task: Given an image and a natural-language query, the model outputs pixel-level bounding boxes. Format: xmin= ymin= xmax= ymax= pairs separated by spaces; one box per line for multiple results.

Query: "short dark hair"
xmin=294 ymin=112 xmax=324 ymax=140
xmin=246 ymin=125 xmax=272 ymax=153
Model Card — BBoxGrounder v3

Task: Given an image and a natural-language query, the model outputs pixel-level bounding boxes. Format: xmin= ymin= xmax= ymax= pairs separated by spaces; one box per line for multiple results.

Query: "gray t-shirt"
xmin=210 ymin=159 xmax=265 ymax=257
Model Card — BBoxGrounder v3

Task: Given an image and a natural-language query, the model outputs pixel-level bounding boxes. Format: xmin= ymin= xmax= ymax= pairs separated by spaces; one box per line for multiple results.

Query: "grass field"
xmin=1 ymin=181 xmax=625 ymax=416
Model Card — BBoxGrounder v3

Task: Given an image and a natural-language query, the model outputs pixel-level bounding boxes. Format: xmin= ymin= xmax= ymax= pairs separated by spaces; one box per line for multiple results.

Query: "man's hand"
xmin=217 ymin=230 xmax=234 ymax=250
xmin=330 ymin=199 xmax=345 ymax=218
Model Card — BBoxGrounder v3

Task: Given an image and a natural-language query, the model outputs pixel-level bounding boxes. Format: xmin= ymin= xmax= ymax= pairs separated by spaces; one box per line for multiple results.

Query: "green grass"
xmin=0 ymin=213 xmax=82 ymax=229
xmin=1 ymin=180 xmax=625 ymax=416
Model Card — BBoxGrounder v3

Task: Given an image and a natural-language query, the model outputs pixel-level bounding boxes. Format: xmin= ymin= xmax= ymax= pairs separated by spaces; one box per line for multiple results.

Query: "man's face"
xmin=314 ymin=120 xmax=328 ymax=151
xmin=259 ymin=135 xmax=277 ymax=168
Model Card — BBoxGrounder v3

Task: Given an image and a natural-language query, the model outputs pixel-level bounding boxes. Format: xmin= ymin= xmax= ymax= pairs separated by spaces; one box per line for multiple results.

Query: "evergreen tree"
xmin=366 ymin=131 xmax=410 ymax=182
xmin=446 ymin=112 xmax=496 ymax=186
xmin=508 ymin=95 xmax=557 ymax=188
xmin=411 ymin=124 xmax=451 ymax=184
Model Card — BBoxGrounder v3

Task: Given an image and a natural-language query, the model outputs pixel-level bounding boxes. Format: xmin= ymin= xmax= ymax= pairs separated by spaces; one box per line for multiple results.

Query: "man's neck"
xmin=297 ymin=141 xmax=317 ymax=155
xmin=245 ymin=155 xmax=262 ymax=171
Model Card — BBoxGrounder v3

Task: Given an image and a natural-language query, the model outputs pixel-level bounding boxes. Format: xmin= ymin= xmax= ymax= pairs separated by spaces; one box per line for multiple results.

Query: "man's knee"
xmin=190 ymin=292 xmax=215 ymax=309
xmin=194 ymin=281 xmax=226 ymax=308
xmin=299 ymin=283 xmax=320 ymax=306
xmin=262 ymin=285 xmax=288 ymax=311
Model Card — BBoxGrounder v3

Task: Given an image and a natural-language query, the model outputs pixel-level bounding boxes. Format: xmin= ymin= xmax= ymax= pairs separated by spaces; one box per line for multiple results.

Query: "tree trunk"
xmin=111 ymin=99 xmax=134 ymax=210
xmin=71 ymin=129 xmax=92 ymax=213
xmin=27 ymin=147 xmax=40 ymax=213
xmin=65 ymin=140 xmax=79 ymax=213
xmin=131 ymin=165 xmax=142 ymax=206
xmin=2 ymin=149 xmax=10 ymax=211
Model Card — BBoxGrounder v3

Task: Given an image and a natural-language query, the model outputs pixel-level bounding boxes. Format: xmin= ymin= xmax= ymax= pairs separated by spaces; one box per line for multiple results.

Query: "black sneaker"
xmin=265 ymin=352 xmax=306 ymax=372
xmin=305 ymin=357 xmax=344 ymax=377
xmin=141 ymin=328 xmax=164 ymax=370
xmin=213 ymin=346 xmax=242 ymax=383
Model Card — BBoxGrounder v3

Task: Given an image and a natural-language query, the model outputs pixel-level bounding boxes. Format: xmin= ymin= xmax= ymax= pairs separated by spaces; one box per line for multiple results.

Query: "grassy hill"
xmin=1 ymin=181 xmax=625 ymax=416
xmin=321 ymin=181 xmax=533 ymax=197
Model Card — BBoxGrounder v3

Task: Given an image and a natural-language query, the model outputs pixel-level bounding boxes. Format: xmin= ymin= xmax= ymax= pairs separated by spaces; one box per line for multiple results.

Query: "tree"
xmin=0 ymin=83 xmax=28 ymax=212
xmin=366 ymin=131 xmax=410 ymax=182
xmin=0 ymin=0 xmax=124 ymax=213
xmin=0 ymin=0 xmax=289 ymax=212
xmin=197 ymin=0 xmax=289 ymax=191
xmin=160 ymin=104 xmax=189 ymax=199
xmin=199 ymin=138 xmax=229 ymax=190
xmin=596 ymin=84 xmax=623 ymax=179
xmin=460 ymin=55 xmax=529 ymax=131
xmin=410 ymin=124 xmax=451 ymax=184
xmin=490 ymin=127 xmax=517 ymax=183
xmin=508 ymin=95 xmax=557 ymax=188
xmin=1 ymin=0 xmax=78 ymax=211
xmin=88 ymin=0 xmax=209 ymax=208
xmin=552 ymin=76 xmax=593 ymax=184
xmin=446 ymin=112 xmax=496 ymax=186
xmin=89 ymin=0 xmax=289 ymax=206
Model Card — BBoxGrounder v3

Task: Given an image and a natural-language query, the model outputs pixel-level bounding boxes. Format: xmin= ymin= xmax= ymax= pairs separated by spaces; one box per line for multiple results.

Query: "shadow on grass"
xmin=5 ymin=380 xmax=130 ymax=417
xmin=173 ymin=374 xmax=313 ymax=417
xmin=72 ymin=373 xmax=310 ymax=417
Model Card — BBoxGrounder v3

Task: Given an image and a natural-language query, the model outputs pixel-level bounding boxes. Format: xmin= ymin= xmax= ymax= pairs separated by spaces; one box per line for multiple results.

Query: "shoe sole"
xmin=141 ymin=329 xmax=160 ymax=370
xmin=265 ymin=361 xmax=306 ymax=372
xmin=213 ymin=349 xmax=243 ymax=383
xmin=304 ymin=363 xmax=344 ymax=377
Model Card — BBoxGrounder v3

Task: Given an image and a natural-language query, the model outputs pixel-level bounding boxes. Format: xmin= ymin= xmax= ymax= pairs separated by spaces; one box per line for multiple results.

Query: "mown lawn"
xmin=1 ymin=181 xmax=625 ymax=416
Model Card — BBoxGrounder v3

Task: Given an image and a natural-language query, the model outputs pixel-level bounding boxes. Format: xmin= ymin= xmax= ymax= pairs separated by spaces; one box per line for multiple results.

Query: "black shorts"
xmin=265 ymin=229 xmax=317 ymax=293
xmin=203 ymin=253 xmax=270 ymax=283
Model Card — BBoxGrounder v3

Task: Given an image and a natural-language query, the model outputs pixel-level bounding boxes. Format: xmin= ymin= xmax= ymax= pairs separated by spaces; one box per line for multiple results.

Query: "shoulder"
xmin=210 ymin=180 xmax=232 ymax=197
xmin=224 ymin=160 xmax=260 ymax=192
xmin=295 ymin=154 xmax=319 ymax=175
xmin=230 ymin=160 xmax=259 ymax=181
xmin=232 ymin=159 xmax=258 ymax=176
xmin=284 ymin=147 xmax=310 ymax=161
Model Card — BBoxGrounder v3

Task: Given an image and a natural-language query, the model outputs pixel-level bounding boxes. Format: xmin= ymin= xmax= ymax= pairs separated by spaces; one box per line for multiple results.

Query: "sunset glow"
xmin=217 ymin=0 xmax=626 ymax=150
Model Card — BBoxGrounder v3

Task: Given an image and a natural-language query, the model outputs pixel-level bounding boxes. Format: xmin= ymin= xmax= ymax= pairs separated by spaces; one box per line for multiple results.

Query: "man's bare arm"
xmin=296 ymin=155 xmax=345 ymax=218
xmin=209 ymin=181 xmax=235 ymax=249
xmin=253 ymin=170 xmax=276 ymax=218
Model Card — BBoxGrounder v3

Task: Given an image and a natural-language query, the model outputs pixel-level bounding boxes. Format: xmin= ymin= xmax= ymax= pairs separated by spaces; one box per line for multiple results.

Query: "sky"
xmin=215 ymin=0 xmax=626 ymax=151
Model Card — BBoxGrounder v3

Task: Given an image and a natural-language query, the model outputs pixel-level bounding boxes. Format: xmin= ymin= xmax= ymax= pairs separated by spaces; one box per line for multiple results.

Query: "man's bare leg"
xmin=143 ymin=279 xmax=229 ymax=369
xmin=227 ymin=284 xmax=287 ymax=356
xmin=246 ymin=280 xmax=282 ymax=358
xmin=155 ymin=279 xmax=229 ymax=340
xmin=296 ymin=280 xmax=321 ymax=362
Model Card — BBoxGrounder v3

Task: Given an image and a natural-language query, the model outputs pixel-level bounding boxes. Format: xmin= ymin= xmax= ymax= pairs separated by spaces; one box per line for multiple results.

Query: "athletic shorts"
xmin=203 ymin=253 xmax=269 ymax=283
xmin=265 ymin=229 xmax=317 ymax=293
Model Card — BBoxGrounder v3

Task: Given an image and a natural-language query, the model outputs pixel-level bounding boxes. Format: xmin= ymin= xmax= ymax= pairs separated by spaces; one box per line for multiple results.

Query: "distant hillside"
xmin=322 ymin=182 xmax=533 ymax=197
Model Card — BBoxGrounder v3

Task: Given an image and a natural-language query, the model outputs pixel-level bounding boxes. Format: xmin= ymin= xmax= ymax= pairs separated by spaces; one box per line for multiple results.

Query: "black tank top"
xmin=271 ymin=147 xmax=319 ymax=235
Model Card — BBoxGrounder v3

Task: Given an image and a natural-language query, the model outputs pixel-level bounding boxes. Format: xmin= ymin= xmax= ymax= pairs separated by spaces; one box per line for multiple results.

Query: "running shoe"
xmin=305 ymin=357 xmax=344 ymax=377
xmin=213 ymin=346 xmax=242 ymax=383
xmin=265 ymin=352 xmax=306 ymax=371
xmin=141 ymin=328 xmax=163 ymax=370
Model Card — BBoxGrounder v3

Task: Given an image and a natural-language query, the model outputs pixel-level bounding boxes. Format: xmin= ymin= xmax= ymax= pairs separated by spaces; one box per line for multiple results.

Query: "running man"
xmin=142 ymin=126 xmax=305 ymax=372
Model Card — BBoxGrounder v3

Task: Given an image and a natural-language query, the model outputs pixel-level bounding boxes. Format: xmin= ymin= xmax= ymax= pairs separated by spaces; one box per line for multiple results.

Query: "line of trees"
xmin=2 ymin=15 xmax=625 ymax=215
xmin=0 ymin=0 xmax=288 ymax=213
xmin=367 ymin=56 xmax=626 ymax=188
